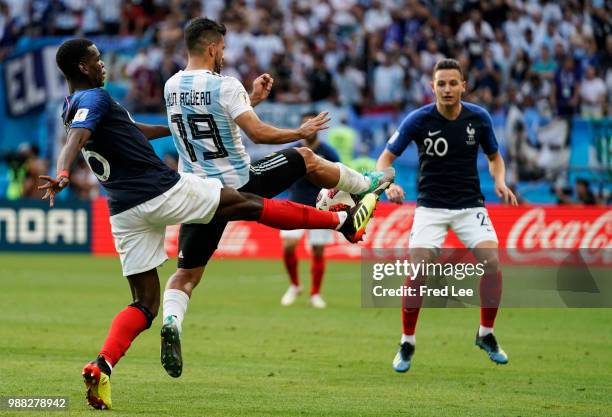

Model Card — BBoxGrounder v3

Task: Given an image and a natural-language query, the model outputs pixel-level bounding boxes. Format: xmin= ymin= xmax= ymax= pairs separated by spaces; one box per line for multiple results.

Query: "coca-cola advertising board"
xmin=90 ymin=199 xmax=612 ymax=265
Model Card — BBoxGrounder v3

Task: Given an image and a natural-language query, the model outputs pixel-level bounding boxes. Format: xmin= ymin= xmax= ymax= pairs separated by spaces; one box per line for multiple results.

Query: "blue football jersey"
xmin=288 ymin=142 xmax=340 ymax=207
xmin=386 ymin=102 xmax=499 ymax=209
xmin=62 ymin=88 xmax=180 ymax=215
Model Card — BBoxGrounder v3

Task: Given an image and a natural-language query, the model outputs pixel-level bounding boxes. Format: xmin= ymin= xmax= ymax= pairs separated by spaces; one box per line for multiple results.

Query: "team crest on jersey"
xmin=240 ymin=91 xmax=250 ymax=105
xmin=466 ymin=124 xmax=476 ymax=145
xmin=73 ymin=108 xmax=89 ymax=122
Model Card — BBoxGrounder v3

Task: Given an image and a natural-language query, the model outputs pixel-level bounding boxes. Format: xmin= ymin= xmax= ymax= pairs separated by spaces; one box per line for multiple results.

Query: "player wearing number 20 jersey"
xmin=377 ymin=58 xmax=518 ymax=374
xmin=164 ymin=70 xmax=252 ymax=188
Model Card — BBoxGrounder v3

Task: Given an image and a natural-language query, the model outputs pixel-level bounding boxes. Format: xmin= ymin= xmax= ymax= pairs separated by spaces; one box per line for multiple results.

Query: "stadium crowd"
xmin=1 ymin=0 xmax=610 ymax=203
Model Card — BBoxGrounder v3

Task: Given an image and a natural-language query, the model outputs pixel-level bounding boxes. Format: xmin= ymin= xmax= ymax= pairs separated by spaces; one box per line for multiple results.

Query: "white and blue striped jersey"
xmin=164 ymin=69 xmax=253 ymax=188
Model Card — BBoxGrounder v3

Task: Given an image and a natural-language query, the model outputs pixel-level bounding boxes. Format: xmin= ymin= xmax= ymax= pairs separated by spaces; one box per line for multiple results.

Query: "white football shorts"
xmin=280 ymin=229 xmax=334 ymax=246
xmin=110 ymin=173 xmax=223 ymax=276
xmin=409 ymin=206 xmax=498 ymax=249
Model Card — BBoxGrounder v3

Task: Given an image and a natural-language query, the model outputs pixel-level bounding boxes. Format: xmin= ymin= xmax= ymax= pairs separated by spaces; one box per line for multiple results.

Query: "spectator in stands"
xmin=125 ymin=47 xmax=163 ymax=113
xmin=551 ymin=55 xmax=581 ymax=117
xmin=276 ymin=78 xmax=309 ymax=104
xmin=3 ymin=144 xmax=47 ymax=200
xmin=156 ymin=12 xmax=184 ymax=50
xmin=266 ymin=52 xmax=291 ymax=101
xmin=531 ymin=45 xmax=557 ymax=80
xmin=474 ymin=47 xmax=502 ymax=100
xmin=510 ymin=48 xmax=531 ymax=85
xmin=579 ymin=65 xmax=607 ymax=119
xmin=420 ymin=39 xmax=444 ymax=73
xmin=158 ymin=44 xmax=183 ymax=86
xmin=225 ymin=17 xmax=254 ymax=65
xmin=252 ymin=19 xmax=284 ymax=70
xmin=364 ymin=0 xmax=391 ymax=34
xmin=334 ymin=59 xmax=365 ymax=112
xmin=238 ymin=46 xmax=264 ymax=92
xmin=459 ymin=9 xmax=495 ymax=67
xmin=100 ymin=0 xmax=122 ymax=35
xmin=373 ymin=52 xmax=404 ymax=107
xmin=555 ymin=178 xmax=597 ymax=205
xmin=81 ymin=0 xmax=102 ymax=37
xmin=121 ymin=0 xmax=155 ymax=36
xmin=307 ymin=54 xmax=334 ymax=102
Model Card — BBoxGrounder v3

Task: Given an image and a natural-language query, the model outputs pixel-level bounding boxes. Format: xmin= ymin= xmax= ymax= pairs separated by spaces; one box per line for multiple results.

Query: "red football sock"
xmin=480 ymin=270 xmax=502 ymax=328
xmin=99 ymin=306 xmax=149 ymax=367
xmin=402 ymin=276 xmax=425 ymax=335
xmin=283 ymin=250 xmax=300 ymax=286
xmin=258 ymin=199 xmax=340 ymax=230
xmin=310 ymin=254 xmax=325 ymax=295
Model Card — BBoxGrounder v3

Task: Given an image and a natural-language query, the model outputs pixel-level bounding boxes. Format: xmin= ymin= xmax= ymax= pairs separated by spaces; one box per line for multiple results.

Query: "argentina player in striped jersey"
xmin=376 ymin=59 xmax=518 ymax=373
xmin=160 ymin=17 xmax=395 ymax=378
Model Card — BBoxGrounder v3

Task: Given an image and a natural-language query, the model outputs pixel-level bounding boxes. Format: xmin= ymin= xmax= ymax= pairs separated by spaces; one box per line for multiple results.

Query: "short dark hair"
xmin=433 ymin=58 xmax=464 ymax=80
xmin=185 ymin=17 xmax=226 ymax=53
xmin=56 ymin=38 xmax=94 ymax=80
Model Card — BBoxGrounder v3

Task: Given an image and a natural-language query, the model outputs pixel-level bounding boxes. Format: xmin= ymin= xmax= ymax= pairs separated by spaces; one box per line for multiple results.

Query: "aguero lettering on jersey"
xmin=165 ymin=90 xmax=213 ymax=107
xmin=62 ymin=88 xmax=180 ymax=215
xmin=387 ymin=102 xmax=499 ymax=209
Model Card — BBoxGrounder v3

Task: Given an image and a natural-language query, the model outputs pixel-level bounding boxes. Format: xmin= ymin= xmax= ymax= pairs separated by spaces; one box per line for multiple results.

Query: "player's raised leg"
xmin=84 ymin=270 xmax=159 ymax=409
xmin=473 ymin=242 xmax=508 ymax=365
xmin=212 ymin=188 xmax=377 ymax=243
xmin=296 ymin=146 xmax=395 ymax=197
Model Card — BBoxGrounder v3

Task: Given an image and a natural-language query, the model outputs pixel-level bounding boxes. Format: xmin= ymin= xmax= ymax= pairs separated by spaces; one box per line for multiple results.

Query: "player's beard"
xmin=214 ymin=55 xmax=223 ymax=74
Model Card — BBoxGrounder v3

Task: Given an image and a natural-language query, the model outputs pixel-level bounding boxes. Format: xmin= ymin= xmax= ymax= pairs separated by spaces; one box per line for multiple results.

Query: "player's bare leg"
xmin=295 ymin=147 xmax=395 ymax=197
xmin=281 ymin=236 xmax=302 ymax=306
xmin=309 ymin=244 xmax=327 ymax=309
xmin=85 ymin=270 xmax=159 ymax=409
xmin=393 ymin=247 xmax=437 ymax=373
xmin=472 ymin=241 xmax=508 ymax=364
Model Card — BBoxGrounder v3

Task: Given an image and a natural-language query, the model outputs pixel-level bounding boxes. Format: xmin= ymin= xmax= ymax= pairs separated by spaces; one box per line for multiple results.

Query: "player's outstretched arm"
xmin=377 ymin=149 xmax=405 ymax=204
xmin=249 ymin=74 xmax=273 ymax=107
xmin=486 ymin=152 xmax=518 ymax=206
xmin=235 ymin=110 xmax=330 ymax=145
xmin=38 ymin=127 xmax=91 ymax=207
xmin=135 ymin=123 xmax=171 ymax=140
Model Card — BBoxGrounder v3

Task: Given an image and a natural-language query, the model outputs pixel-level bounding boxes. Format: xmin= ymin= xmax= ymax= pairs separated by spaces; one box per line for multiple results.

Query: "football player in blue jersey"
xmin=159 ymin=17 xmax=395 ymax=378
xmin=279 ymin=112 xmax=342 ymax=309
xmin=40 ymin=38 xmax=380 ymax=409
xmin=376 ymin=58 xmax=518 ymax=373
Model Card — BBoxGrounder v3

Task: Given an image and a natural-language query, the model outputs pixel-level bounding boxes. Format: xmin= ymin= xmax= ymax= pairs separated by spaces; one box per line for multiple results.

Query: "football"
xmin=316 ymin=188 xmax=357 ymax=212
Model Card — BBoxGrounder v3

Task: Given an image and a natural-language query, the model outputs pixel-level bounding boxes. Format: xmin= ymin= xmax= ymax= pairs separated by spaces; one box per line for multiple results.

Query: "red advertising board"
xmin=91 ymin=198 xmax=611 ymax=263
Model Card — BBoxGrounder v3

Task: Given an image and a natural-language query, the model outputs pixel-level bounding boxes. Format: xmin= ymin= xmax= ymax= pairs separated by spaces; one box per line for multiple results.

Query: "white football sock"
xmin=478 ymin=325 xmax=494 ymax=337
xmin=163 ymin=289 xmax=190 ymax=332
xmin=334 ymin=163 xmax=370 ymax=194
xmin=401 ymin=334 xmax=416 ymax=345
xmin=335 ymin=211 xmax=348 ymax=230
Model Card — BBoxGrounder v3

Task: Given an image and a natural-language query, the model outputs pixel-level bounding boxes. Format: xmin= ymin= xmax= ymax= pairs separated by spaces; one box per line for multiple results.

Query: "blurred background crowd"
xmin=0 ymin=0 xmax=610 ymax=204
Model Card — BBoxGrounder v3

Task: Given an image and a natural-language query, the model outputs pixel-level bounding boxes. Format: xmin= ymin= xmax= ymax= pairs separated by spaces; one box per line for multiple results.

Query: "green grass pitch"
xmin=0 ymin=254 xmax=610 ymax=416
